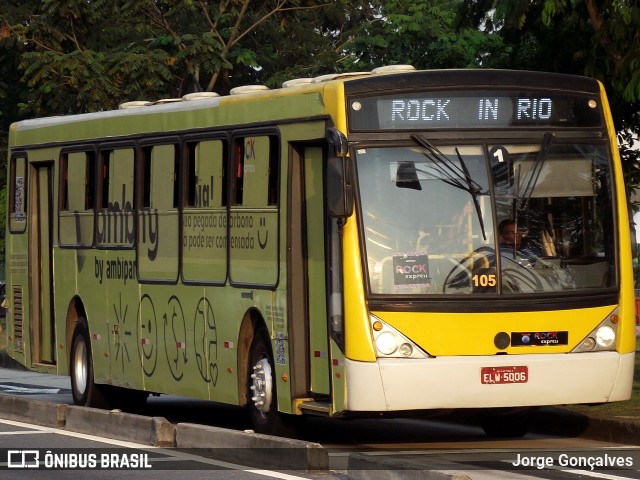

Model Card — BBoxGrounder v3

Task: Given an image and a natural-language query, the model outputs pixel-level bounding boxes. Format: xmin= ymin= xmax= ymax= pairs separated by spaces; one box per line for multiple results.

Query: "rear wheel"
xmin=70 ymin=319 xmax=109 ymax=408
xmin=247 ymin=328 xmax=296 ymax=437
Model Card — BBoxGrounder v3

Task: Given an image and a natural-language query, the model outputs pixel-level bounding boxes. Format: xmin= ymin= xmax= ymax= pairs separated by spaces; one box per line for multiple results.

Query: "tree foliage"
xmin=1 ymin=0 xmax=339 ymax=114
xmin=459 ymin=0 xmax=640 ymax=205
xmin=340 ymin=0 xmax=510 ymax=70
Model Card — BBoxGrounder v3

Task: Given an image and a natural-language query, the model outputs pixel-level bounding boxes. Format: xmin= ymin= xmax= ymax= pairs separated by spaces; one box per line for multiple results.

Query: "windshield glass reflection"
xmin=355 ymin=142 xmax=615 ymax=295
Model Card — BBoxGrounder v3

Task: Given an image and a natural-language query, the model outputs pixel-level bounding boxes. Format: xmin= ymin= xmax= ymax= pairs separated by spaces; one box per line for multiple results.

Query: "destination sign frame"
xmin=348 ymin=90 xmax=603 ymax=130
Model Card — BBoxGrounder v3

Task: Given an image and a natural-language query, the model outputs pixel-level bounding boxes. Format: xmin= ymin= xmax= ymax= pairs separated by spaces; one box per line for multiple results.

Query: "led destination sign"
xmin=349 ymin=91 xmax=602 ymax=130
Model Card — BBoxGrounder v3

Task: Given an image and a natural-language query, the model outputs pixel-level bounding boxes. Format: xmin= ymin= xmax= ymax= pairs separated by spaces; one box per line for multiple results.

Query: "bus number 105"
xmin=472 ymin=273 xmax=497 ymax=287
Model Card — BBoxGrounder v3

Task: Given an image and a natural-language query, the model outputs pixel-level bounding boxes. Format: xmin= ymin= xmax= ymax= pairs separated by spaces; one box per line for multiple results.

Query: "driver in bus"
xmin=498 ymin=219 xmax=541 ymax=268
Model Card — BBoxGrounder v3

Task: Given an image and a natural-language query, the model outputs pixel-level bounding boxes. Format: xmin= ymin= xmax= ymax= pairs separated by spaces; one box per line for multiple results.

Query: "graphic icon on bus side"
xmin=164 ymin=295 xmax=187 ymax=381
xmin=112 ymin=293 xmax=133 ymax=373
xmin=138 ymin=294 xmax=158 ymax=377
xmin=258 ymin=216 xmax=268 ymax=249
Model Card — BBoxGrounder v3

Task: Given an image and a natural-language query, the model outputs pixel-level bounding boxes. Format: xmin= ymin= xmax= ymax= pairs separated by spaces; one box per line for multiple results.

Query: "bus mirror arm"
xmin=327 ymin=127 xmax=348 ymax=158
xmin=326 ymin=128 xmax=354 ymax=219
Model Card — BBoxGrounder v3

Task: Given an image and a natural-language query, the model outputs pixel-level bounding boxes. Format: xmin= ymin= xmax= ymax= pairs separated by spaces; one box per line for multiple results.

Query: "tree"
xmin=1 ymin=0 xmax=337 ymax=114
xmin=341 ymin=0 xmax=510 ymax=70
xmin=459 ymin=0 xmax=640 ymax=204
xmin=460 ymin=0 xmax=640 ymax=101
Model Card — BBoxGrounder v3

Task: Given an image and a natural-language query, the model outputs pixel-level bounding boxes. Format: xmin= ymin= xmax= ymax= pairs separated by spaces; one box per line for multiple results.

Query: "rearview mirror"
xmin=326 ymin=128 xmax=353 ymax=218
xmin=395 ymin=161 xmax=422 ymax=191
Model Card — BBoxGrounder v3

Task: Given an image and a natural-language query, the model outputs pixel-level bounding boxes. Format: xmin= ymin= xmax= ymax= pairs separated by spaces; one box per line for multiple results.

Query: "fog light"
xmin=376 ymin=332 xmax=398 ymax=355
xmin=398 ymin=343 xmax=413 ymax=357
xmin=581 ymin=337 xmax=596 ymax=351
xmin=595 ymin=326 xmax=615 ymax=348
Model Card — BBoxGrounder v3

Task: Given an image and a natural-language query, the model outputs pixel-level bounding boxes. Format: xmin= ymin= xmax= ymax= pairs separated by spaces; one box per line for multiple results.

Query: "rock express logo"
xmin=511 ymin=331 xmax=569 ymax=346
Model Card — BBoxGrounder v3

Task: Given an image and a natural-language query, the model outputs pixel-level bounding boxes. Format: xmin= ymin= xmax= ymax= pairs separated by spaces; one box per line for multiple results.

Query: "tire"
xmin=69 ymin=319 xmax=110 ymax=409
xmin=247 ymin=328 xmax=296 ymax=437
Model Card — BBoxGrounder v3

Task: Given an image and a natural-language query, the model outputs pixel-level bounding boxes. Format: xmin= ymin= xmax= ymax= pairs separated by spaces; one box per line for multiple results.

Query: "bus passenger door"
xmin=288 ymin=144 xmax=331 ymax=400
xmin=28 ymin=163 xmax=56 ymax=365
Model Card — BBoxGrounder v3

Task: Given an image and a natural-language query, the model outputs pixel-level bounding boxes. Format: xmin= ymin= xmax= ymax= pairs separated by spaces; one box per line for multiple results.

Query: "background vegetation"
xmin=0 ymin=0 xmax=639 ymax=266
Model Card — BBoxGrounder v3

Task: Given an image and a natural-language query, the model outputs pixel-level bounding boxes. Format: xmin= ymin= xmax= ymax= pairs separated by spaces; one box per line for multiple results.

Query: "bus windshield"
xmin=356 ymin=139 xmax=615 ymax=295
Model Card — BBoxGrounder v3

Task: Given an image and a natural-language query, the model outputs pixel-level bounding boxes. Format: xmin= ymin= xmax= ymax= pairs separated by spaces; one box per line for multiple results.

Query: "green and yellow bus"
xmin=5 ymin=66 xmax=636 ymax=437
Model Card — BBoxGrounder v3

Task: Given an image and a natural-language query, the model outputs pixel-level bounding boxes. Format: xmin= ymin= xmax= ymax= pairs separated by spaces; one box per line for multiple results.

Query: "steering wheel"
xmin=443 ymin=247 xmax=545 ymax=293
xmin=443 ymin=246 xmax=495 ymax=294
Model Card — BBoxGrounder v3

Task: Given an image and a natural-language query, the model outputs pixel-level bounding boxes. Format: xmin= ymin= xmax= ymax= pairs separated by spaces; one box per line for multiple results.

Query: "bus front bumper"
xmin=344 ymin=352 xmax=634 ymax=412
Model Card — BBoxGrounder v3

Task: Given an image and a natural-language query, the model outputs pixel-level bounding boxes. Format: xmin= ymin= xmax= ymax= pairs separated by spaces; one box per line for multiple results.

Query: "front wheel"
xmin=247 ymin=328 xmax=296 ymax=437
xmin=69 ymin=319 xmax=109 ymax=408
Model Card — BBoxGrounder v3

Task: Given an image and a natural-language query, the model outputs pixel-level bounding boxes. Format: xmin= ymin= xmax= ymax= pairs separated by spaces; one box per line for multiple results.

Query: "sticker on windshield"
xmin=393 ymin=253 xmax=431 ymax=288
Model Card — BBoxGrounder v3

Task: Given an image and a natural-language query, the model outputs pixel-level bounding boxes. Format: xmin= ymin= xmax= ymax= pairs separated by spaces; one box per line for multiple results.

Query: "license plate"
xmin=481 ymin=366 xmax=528 ymax=384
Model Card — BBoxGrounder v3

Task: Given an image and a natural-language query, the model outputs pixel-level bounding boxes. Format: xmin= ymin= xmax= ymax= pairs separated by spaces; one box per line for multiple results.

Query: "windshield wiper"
xmin=411 ymin=134 xmax=488 ymax=240
xmin=517 ymin=131 xmax=555 ymax=212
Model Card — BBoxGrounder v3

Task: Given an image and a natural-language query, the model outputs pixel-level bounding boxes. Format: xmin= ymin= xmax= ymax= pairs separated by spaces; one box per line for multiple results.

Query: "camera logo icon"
xmin=7 ymin=450 xmax=40 ymax=468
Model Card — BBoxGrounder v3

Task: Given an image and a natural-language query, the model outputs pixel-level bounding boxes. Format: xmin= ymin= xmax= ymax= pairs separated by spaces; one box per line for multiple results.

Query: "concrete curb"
xmin=176 ymin=423 xmax=329 ymax=470
xmin=0 ymin=395 xmax=66 ymax=428
xmin=64 ymin=405 xmax=175 ymax=447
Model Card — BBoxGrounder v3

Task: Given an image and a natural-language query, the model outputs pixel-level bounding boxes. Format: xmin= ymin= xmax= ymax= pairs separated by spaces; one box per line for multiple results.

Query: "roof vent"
xmin=182 ymin=92 xmax=220 ymax=101
xmin=312 ymin=72 xmax=371 ymax=83
xmin=230 ymin=85 xmax=269 ymax=95
xmin=119 ymin=101 xmax=151 ymax=109
xmin=372 ymin=65 xmax=416 ymax=74
xmin=312 ymin=73 xmax=340 ymax=83
xmin=282 ymin=78 xmax=314 ymax=88
xmin=152 ymin=98 xmax=182 ymax=105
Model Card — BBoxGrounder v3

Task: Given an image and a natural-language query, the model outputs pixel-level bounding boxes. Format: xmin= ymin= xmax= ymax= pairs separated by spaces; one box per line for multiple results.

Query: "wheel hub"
xmin=73 ymin=340 xmax=88 ymax=395
xmin=250 ymin=358 xmax=272 ymax=413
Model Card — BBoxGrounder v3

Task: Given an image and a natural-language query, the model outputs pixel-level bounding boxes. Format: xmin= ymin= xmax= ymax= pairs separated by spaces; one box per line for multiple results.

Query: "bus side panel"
xmin=52 ymin=248 xmax=80 ymax=376
xmin=78 ymin=248 xmax=111 ymax=385
xmin=135 ymin=284 xmax=210 ymax=400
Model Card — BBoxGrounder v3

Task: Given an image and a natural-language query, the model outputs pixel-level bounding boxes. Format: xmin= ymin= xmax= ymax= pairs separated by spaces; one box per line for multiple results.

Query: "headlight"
xmin=572 ymin=310 xmax=619 ymax=353
xmin=595 ymin=325 xmax=616 ymax=349
xmin=369 ymin=314 xmax=429 ymax=358
xmin=375 ymin=332 xmax=398 ymax=355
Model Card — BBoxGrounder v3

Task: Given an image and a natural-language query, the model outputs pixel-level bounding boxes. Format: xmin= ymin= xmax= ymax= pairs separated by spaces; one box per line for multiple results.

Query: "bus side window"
xmin=148 ymin=144 xmax=178 ymax=210
xmin=99 ymin=150 xmax=110 ymax=211
xmin=185 ymin=140 xmax=226 ymax=208
xmin=137 ymin=143 xmax=179 ymax=281
xmin=229 ymin=134 xmax=279 ymax=287
xmin=96 ymin=148 xmax=134 ymax=247
xmin=183 ymin=139 xmax=227 ymax=284
xmin=110 ymin=149 xmax=134 ymax=212
xmin=233 ymin=136 xmax=278 ymax=207
xmin=59 ymin=151 xmax=95 ymax=246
